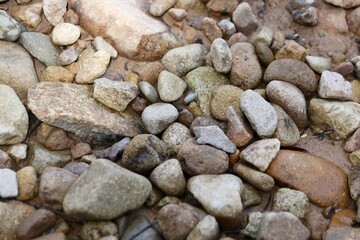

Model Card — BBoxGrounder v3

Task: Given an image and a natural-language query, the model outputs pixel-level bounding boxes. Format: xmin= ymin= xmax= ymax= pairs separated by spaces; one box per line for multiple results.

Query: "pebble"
xmin=348 ymin=7 xmax=360 ymax=38
xmin=80 ymin=221 xmax=118 ymax=240
xmin=94 ymin=78 xmax=138 ymax=112
xmin=272 ymin=104 xmax=300 ymax=146
xmin=248 ymin=26 xmax=273 ymax=47
xmin=275 ymin=40 xmax=307 ymax=61
xmin=323 ymin=227 xmax=360 ymax=240
xmin=93 ymin=36 xmax=118 ymax=59
xmin=232 ymin=2 xmax=258 ymax=35
xmin=308 ymin=98 xmax=360 ymax=140
xmin=157 ymin=70 xmax=187 ymax=102
xmin=168 ymin=8 xmax=187 ymax=21
xmin=16 ymin=166 xmax=38 ymax=201
xmin=0 ymin=150 xmax=15 ymax=169
xmin=240 ymin=90 xmax=278 ymax=138
xmin=141 ymin=103 xmax=178 ymax=134
xmin=0 ymin=10 xmax=22 ymax=41
xmin=44 ymin=128 xmax=74 ymax=151
xmin=7 ymin=144 xmax=27 ymax=163
xmin=352 ymin=56 xmax=360 ymax=79
xmin=233 ymin=163 xmax=275 ymax=192
xmin=52 ymin=23 xmax=80 ymax=46
xmin=177 ymin=138 xmax=229 ymax=175
xmin=210 ymin=38 xmax=232 ymax=74
xmin=323 ymin=0 xmax=360 ymax=9
xmin=64 ymin=9 xmax=79 ymax=25
xmin=218 ymin=19 xmax=236 ymax=39
xmin=0 ymin=84 xmax=28 ymax=145
xmin=178 ymin=109 xmax=195 ymax=128
xmin=161 ymin=122 xmax=191 ymax=155
xmin=334 ymin=62 xmax=354 ymax=76
xmin=271 ymin=31 xmax=285 ymax=52
xmin=43 ymin=0 xmax=67 ymax=26
xmin=267 ymin=150 xmax=352 ymax=208
xmin=255 ymin=43 xmax=274 ymax=66
xmin=161 ymin=43 xmax=207 ymax=76
xmin=264 ymin=59 xmax=317 ymax=97
xmin=138 ymin=81 xmax=159 ymax=103
xmin=70 ymin=143 xmax=92 ymax=159
xmin=155 ymin=196 xmax=182 ymax=209
xmin=305 ymin=55 xmax=332 ymax=74
xmin=121 ymin=134 xmax=169 ymax=174
xmin=352 ymin=80 xmax=360 ymax=102
xmin=348 ymin=165 xmax=360 ymax=201
xmin=120 ymin=215 xmax=162 ymax=240
xmin=10 ymin=2 xmax=42 ymax=28
xmin=186 ymin=215 xmax=219 ymax=240
xmin=349 ymin=150 xmax=360 ymax=165
xmin=304 ymin=211 xmax=329 ymax=240
xmin=240 ymin=138 xmax=280 ymax=172
xmin=343 ymin=128 xmax=360 ymax=152
xmin=292 ymin=6 xmax=319 ymax=26
xmin=59 ymin=47 xmax=79 ymax=66
xmin=184 ymin=89 xmax=197 ymax=104
xmin=257 ymin=212 xmax=310 ymax=240
xmin=230 ymin=42 xmax=262 ymax=90
xmin=318 ymin=70 xmax=353 ymax=101
xmin=206 ymin=0 xmax=238 ymax=14
xmin=241 ymin=184 xmax=262 ymax=208
xmin=63 ymin=161 xmax=89 ymax=175
xmin=39 ymin=167 xmax=78 ymax=210
xmin=0 ymin=168 xmax=18 ymax=198
xmin=16 ymin=209 xmax=57 ymax=240
xmin=41 ymin=66 xmax=75 ymax=83
xmin=357 ymin=199 xmax=360 ymax=223
xmin=243 ymin=212 xmax=263 ymax=239
xmin=328 ymin=209 xmax=356 ymax=228
xmin=150 ymin=0 xmax=177 ymax=17
xmin=273 ymin=188 xmax=310 ymax=218
xmin=202 ymin=17 xmax=222 ymax=42
xmin=194 ymin=125 xmax=236 ymax=153
xmin=226 ymin=106 xmax=253 ymax=147
xmin=63 ymin=159 xmax=152 ymax=220
xmin=266 ymin=80 xmax=308 ymax=130
xmin=190 ymin=116 xmax=227 ymax=133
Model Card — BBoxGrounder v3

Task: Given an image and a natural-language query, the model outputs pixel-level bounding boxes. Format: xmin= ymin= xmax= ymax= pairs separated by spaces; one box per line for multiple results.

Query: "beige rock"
xmin=16 ymin=166 xmax=38 ymax=201
xmin=324 ymin=0 xmax=360 ymax=9
xmin=347 ymin=7 xmax=360 ymax=37
xmin=43 ymin=0 xmax=67 ymax=26
xmin=93 ymin=36 xmax=118 ymax=59
xmin=210 ymin=85 xmax=243 ymax=121
xmin=349 ymin=150 xmax=360 ymax=166
xmin=275 ymin=40 xmax=307 ymax=61
xmin=52 ymin=23 xmax=81 ymax=46
xmin=41 ymin=66 xmax=74 ymax=83
xmin=7 ymin=144 xmax=27 ymax=163
xmin=10 ymin=2 xmax=43 ymax=29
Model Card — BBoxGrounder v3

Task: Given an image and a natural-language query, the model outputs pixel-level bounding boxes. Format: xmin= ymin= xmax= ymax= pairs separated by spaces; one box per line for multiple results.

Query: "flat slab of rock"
xmin=266 ymin=150 xmax=352 ymax=208
xmin=28 ymin=82 xmax=143 ymax=147
xmin=63 ymin=159 xmax=152 ymax=220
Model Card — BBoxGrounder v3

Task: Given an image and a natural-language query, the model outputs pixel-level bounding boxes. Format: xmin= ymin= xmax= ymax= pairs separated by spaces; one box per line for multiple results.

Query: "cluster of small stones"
xmin=0 ymin=0 xmax=360 ymax=239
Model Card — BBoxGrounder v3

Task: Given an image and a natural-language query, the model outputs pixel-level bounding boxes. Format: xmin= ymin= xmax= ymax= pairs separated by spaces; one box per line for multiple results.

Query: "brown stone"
xmin=0 ymin=149 xmax=16 ymax=170
xmin=275 ymin=40 xmax=307 ymax=61
xmin=210 ymin=85 xmax=243 ymax=121
xmin=226 ymin=106 xmax=253 ymax=148
xmin=40 ymin=66 xmax=75 ymax=83
xmin=70 ymin=143 xmax=92 ymax=159
xmin=16 ymin=166 xmax=38 ymax=201
xmin=202 ymin=17 xmax=222 ymax=42
xmin=45 ymin=129 xmax=74 ymax=151
xmin=343 ymin=128 xmax=360 ymax=153
xmin=328 ymin=209 xmax=356 ymax=229
xmin=304 ymin=211 xmax=329 ymax=240
xmin=206 ymin=0 xmax=238 ymax=14
xmin=177 ymin=109 xmax=195 ymax=128
xmin=132 ymin=61 xmax=164 ymax=85
xmin=32 ymin=233 xmax=66 ymax=240
xmin=266 ymin=150 xmax=353 ymax=208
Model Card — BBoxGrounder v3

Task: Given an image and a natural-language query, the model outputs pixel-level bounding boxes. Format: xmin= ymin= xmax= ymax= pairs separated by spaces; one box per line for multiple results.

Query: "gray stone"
xmin=210 ymin=38 xmax=232 ymax=74
xmin=93 ymin=36 xmax=118 ymax=59
xmin=150 ymin=0 xmax=177 ymax=17
xmin=273 ymin=188 xmax=310 ymax=218
xmin=63 ymin=161 xmax=89 ymax=175
xmin=184 ymin=90 xmax=197 ymax=105
xmin=43 ymin=0 xmax=67 ymax=26
xmin=19 ymin=32 xmax=60 ymax=67
xmin=0 ymin=168 xmax=18 ymax=198
xmin=157 ymin=70 xmax=187 ymax=102
xmin=80 ymin=221 xmax=118 ymax=240
xmin=232 ymin=2 xmax=258 ymax=35
xmin=226 ymin=106 xmax=253 ymax=147
xmin=218 ymin=19 xmax=236 ymax=39
xmin=63 ymin=159 xmax=152 ymax=220
xmin=348 ymin=165 xmax=360 ymax=201
xmin=322 ymin=227 xmax=360 ymax=240
xmin=186 ymin=215 xmax=219 ymax=240
xmin=352 ymin=56 xmax=360 ymax=79
xmin=248 ymin=26 xmax=273 ymax=47
xmin=273 ymin=104 xmax=300 ymax=146
xmin=93 ymin=137 xmax=130 ymax=161
xmin=142 ymin=103 xmax=178 ymax=134
xmin=0 ymin=84 xmax=28 ymax=145
xmin=0 ymin=10 xmax=22 ymax=41
xmin=318 ymin=70 xmax=353 ymax=100
xmin=243 ymin=212 xmax=263 ymax=239
xmin=241 ymin=184 xmax=262 ymax=208
xmin=138 ymin=81 xmax=159 ymax=103
xmin=59 ymin=47 xmax=79 ymax=66
xmin=305 ymin=56 xmax=331 ymax=74
xmin=193 ymin=125 xmax=236 ymax=153
xmin=162 ymin=122 xmax=191 ymax=155
xmin=240 ymin=90 xmax=278 ymax=138
xmin=120 ymin=215 xmax=162 ymax=240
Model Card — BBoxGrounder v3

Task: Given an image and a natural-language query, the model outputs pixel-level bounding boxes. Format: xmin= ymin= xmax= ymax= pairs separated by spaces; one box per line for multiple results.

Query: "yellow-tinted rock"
xmin=41 ymin=66 xmax=74 ymax=83
xmin=328 ymin=209 xmax=356 ymax=229
xmin=16 ymin=166 xmax=38 ymax=201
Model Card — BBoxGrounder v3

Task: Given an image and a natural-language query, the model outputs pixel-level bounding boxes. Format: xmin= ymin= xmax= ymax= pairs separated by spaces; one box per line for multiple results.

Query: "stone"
xmin=157 ymin=70 xmax=187 ymax=102
xmin=266 ymin=80 xmax=308 ymax=130
xmin=28 ymin=82 xmax=143 ymax=147
xmin=240 ymin=138 xmax=280 ymax=172
xmin=19 ymin=32 xmax=60 ymax=67
xmin=150 ymin=159 xmax=186 ymax=196
xmin=243 ymin=212 xmax=263 ymax=239
xmin=0 ymin=84 xmax=28 ymax=145
xmin=308 ymin=98 xmax=360 ymax=140
xmin=257 ymin=212 xmax=310 ymax=240
xmin=80 ymin=221 xmax=118 ymax=240
xmin=357 ymin=199 xmax=360 ymax=223
xmin=44 ymin=129 xmax=74 ymax=151
xmin=248 ymin=26 xmax=273 ymax=47
xmin=168 ymin=8 xmax=187 ymax=21
xmin=273 ymin=104 xmax=300 ymax=146
xmin=255 ymin=43 xmax=274 ymax=66
xmin=202 ymin=17 xmax=222 ymax=43
xmin=76 ymin=50 xmax=111 ymax=84
xmin=334 ymin=62 xmax=354 ymax=76
xmin=93 ymin=78 xmax=138 ymax=112
xmin=228 ymin=32 xmax=248 ymax=46
xmin=186 ymin=215 xmax=219 ymax=240
xmin=70 ymin=143 xmax=91 ymax=159
xmin=292 ymin=6 xmax=319 ymax=26
xmin=349 ymin=150 xmax=360 ymax=165
xmin=328 ymin=209 xmax=356 ymax=228
xmin=43 ymin=0 xmax=67 ymax=26
xmin=32 ymin=233 xmax=66 ymax=240
xmin=230 ymin=42 xmax=262 ymax=90
xmin=232 ymin=2 xmax=258 ymax=35
xmin=266 ymin=150 xmax=352 ymax=208
xmin=305 ymin=55 xmax=331 ymax=74
xmin=218 ymin=19 xmax=236 ymax=39
xmin=241 ymin=184 xmax=262 ymax=208
xmin=63 ymin=159 xmax=151 ymax=220
xmin=7 ymin=143 xmax=27 ymax=163
xmin=16 ymin=209 xmax=57 ymax=240
xmin=323 ymin=227 xmax=360 ymax=240
xmin=64 ymin=9 xmax=79 ymax=24
xmin=226 ymin=106 xmax=253 ymax=148
xmin=0 ymin=10 xmax=22 ymax=41
xmin=177 ymin=138 xmax=229 ymax=176
xmin=348 ymin=7 xmax=360 ymax=38
xmin=63 ymin=162 xmax=89 ymax=175
xmin=10 ymin=2 xmax=42 ymax=29
xmin=264 ymin=59 xmax=317 ymax=97
xmin=162 ymin=122 xmax=191 ymax=155
xmin=190 ymin=116 xmax=226 ymax=133
xmin=210 ymin=38 xmax=232 ymax=74
xmin=304 ymin=211 xmax=329 ymax=240
xmin=210 ymin=85 xmax=242 ymax=121
xmin=0 ymin=150 xmax=15 ymax=170
xmin=121 ymin=134 xmax=169 ymax=174
xmin=0 ymin=168 xmax=18 ymax=198
xmin=344 ymin=128 xmax=360 ymax=152
xmin=206 ymin=0 xmax=238 ymax=15
xmin=120 ymin=215 xmax=162 ymax=240
xmin=233 ymin=163 xmax=275 ymax=192
xmin=352 ymin=80 xmax=360 ymax=103
xmin=138 ymin=81 xmax=159 ymax=103
xmin=41 ymin=66 xmax=74 ymax=83
xmin=132 ymin=61 xmax=164 ymax=85
xmin=323 ymin=0 xmax=360 ymax=9
xmin=141 ymin=103 xmax=178 ymax=134
xmin=93 ymin=36 xmax=118 ymax=59
xmin=273 ymin=188 xmax=310 ymax=218
xmin=155 ymin=196 xmax=182 ymax=209
xmin=52 ymin=22 xmax=80 ymax=46
xmin=0 ymin=40 xmax=38 ymax=103
xmin=275 ymin=40 xmax=307 ymax=61
xmin=16 ymin=166 xmax=38 ymax=201
xmin=185 ymin=66 xmax=229 ymax=115
xmin=348 ymin=165 xmax=360 ymax=201
xmin=318 ymin=70 xmax=353 ymax=100
xmin=93 ymin=137 xmax=130 ymax=161
xmin=240 ymin=90 xmax=278 ymax=138
xmin=59 ymin=47 xmax=79 ymax=66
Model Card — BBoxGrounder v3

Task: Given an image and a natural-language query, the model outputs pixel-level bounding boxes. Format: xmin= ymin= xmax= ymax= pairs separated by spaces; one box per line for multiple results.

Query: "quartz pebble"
xmin=0 ymin=168 xmax=18 ymax=198
xmin=52 ymin=23 xmax=80 ymax=46
xmin=318 ymin=70 xmax=353 ymax=101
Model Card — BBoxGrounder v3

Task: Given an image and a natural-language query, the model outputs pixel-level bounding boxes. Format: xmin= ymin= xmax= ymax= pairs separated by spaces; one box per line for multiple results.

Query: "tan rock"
xmin=40 ymin=66 xmax=74 ymax=83
xmin=10 ymin=2 xmax=43 ymax=29
xmin=210 ymin=85 xmax=243 ymax=121
xmin=16 ymin=166 xmax=38 ymax=201
xmin=275 ymin=40 xmax=307 ymax=61
xmin=324 ymin=0 xmax=360 ymax=9
xmin=43 ymin=0 xmax=67 ymax=26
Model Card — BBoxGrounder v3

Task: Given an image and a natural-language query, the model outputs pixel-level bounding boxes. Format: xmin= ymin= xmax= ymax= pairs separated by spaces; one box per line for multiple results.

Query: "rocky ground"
xmin=1 ymin=0 xmax=360 ymax=239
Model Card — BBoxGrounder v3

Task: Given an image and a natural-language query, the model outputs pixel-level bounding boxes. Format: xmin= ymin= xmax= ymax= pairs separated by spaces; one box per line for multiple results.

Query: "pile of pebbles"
xmin=1 ymin=0 xmax=360 ymax=239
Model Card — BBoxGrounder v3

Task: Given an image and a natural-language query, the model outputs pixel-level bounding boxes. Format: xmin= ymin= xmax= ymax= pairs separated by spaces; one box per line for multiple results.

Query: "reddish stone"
xmin=328 ymin=209 xmax=356 ymax=229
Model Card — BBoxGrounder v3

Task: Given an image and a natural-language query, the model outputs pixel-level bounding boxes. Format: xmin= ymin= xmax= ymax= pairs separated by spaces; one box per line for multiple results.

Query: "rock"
xmin=273 ymin=104 xmax=300 ymax=146
xmin=271 ymin=31 xmax=285 ymax=52
xmin=318 ymin=70 xmax=353 ymax=100
xmin=59 ymin=47 xmax=79 ymax=66
xmin=0 ymin=84 xmax=28 ymax=145
xmin=93 ymin=36 xmax=118 ymax=59
xmin=357 ymin=199 xmax=360 ymax=222
xmin=241 ymin=184 xmax=262 ymax=208
xmin=64 ymin=9 xmax=79 ymax=24
xmin=328 ymin=209 xmax=356 ymax=228
xmin=228 ymin=32 xmax=248 ymax=46
xmin=138 ymin=81 xmax=159 ymax=103
xmin=93 ymin=137 xmax=130 ymax=161
xmin=63 ymin=161 xmax=89 ymax=175
xmin=218 ymin=19 xmax=236 ymax=39
xmin=264 ymin=59 xmax=317 ymax=97
xmin=168 ymin=8 xmax=187 ymax=21
xmin=0 ymin=150 xmax=15 ymax=170
xmin=266 ymin=150 xmax=352 ymax=208
xmin=232 ymin=2 xmax=258 ymax=35
xmin=132 ymin=62 xmax=164 ymax=85
xmin=348 ymin=165 xmax=360 ymax=201
xmin=141 ymin=103 xmax=178 ymax=134
xmin=233 ymin=163 xmax=275 ymax=192
xmin=193 ymin=125 xmax=236 ymax=153
xmin=292 ymin=6 xmax=319 ymax=26
xmin=178 ymin=109 xmax=195 ymax=128
xmin=305 ymin=55 xmax=331 ymax=74
xmin=185 ymin=66 xmax=229 ymax=115
xmin=273 ymin=188 xmax=310 ymax=218
xmin=323 ymin=227 xmax=360 ymax=240
xmin=70 ymin=143 xmax=91 ymax=159
xmin=187 ymin=174 xmax=244 ymax=228
xmin=266 ymin=81 xmax=308 ymax=130
xmin=162 ymin=122 xmax=191 ymax=155
xmin=206 ymin=0 xmax=238 ymax=15
xmin=63 ymin=159 xmax=151 ymax=220
xmin=155 ymin=196 xmax=182 ymax=209
xmin=150 ymin=159 xmax=186 ymax=196
xmin=80 ymin=221 xmax=118 ymax=240
xmin=240 ymin=138 xmax=280 ymax=172
xmin=344 ymin=128 xmax=360 ymax=152
xmin=28 ymin=82 xmax=143 ymax=146
xmin=226 ymin=106 xmax=253 ymax=148
xmin=230 ymin=42 xmax=262 ymax=90
xmin=10 ymin=2 xmax=42 ymax=29
xmin=157 ymin=70 xmax=187 ymax=102
xmin=176 ymin=0 xmax=196 ymax=9
xmin=257 ymin=212 xmax=310 ymax=240
xmin=43 ymin=0 xmax=67 ymax=26
xmin=202 ymin=17 xmax=222 ymax=43
xmin=255 ymin=43 xmax=274 ymax=66
xmin=41 ymin=66 xmax=74 ymax=83
xmin=186 ymin=215 xmax=219 ymax=240
xmin=0 ymin=201 xmax=35 ymax=240
xmin=248 ymin=26 xmax=273 ymax=47
xmin=7 ymin=143 xmax=27 ymax=163
xmin=120 ymin=215 xmax=162 ymax=240
xmin=352 ymin=80 xmax=360 ymax=103
xmin=323 ymin=0 xmax=360 ymax=9
xmin=0 ymin=168 xmax=18 ymax=198
xmin=304 ymin=211 xmax=329 ymax=240
xmin=349 ymin=150 xmax=360 ymax=165
xmin=308 ymin=98 xmax=360 ymax=140
xmin=353 ymin=56 xmax=360 ymax=79
xmin=150 ymin=0 xmax=177 ymax=17
xmin=16 ymin=209 xmax=57 ymax=240
xmin=44 ymin=129 xmax=74 ymax=151
xmin=240 ymin=90 xmax=278 ymax=138
xmin=121 ymin=134 xmax=169 ymax=174
xmin=210 ymin=38 xmax=232 ymax=74
xmin=348 ymin=7 xmax=360 ymax=37
xmin=275 ymin=40 xmax=307 ymax=61
xmin=190 ymin=116 xmax=226 ymax=133
xmin=52 ymin=22 xmax=80 ymax=46
xmin=243 ymin=212 xmax=263 ymax=239
xmin=16 ymin=166 xmax=37 ymax=201
xmin=334 ymin=62 xmax=354 ymax=76
xmin=210 ymin=85 xmax=243 ymax=121
xmin=177 ymin=138 xmax=229 ymax=175
xmin=32 ymin=233 xmax=66 ymax=240
xmin=19 ymin=32 xmax=60 ymax=67
xmin=161 ymin=44 xmax=207 ymax=76
xmin=0 ymin=10 xmax=22 ymax=41
xmin=0 ymin=40 xmax=38 ymax=103
xmin=286 ymin=0 xmax=318 ymax=12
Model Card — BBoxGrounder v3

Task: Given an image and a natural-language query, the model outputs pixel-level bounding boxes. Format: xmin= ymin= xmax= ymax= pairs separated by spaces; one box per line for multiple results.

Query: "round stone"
xmin=210 ymin=38 xmax=232 ymax=74
xmin=162 ymin=122 xmax=191 ymax=155
xmin=141 ymin=103 xmax=179 ymax=134
xmin=52 ymin=23 xmax=81 ymax=46
xmin=138 ymin=81 xmax=159 ymax=104
xmin=157 ymin=70 xmax=187 ymax=102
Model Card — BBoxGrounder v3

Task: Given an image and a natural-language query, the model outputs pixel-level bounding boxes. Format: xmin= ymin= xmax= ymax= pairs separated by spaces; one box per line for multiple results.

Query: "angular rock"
xmin=348 ymin=165 xmax=360 ymax=201
xmin=293 ymin=6 xmax=319 ymax=26
xmin=10 ymin=2 xmax=43 ymax=29
xmin=70 ymin=143 xmax=92 ymax=159
xmin=120 ymin=215 xmax=162 ymax=240
xmin=318 ymin=70 xmax=353 ymax=101
xmin=211 ymin=38 xmax=232 ymax=74
xmin=150 ymin=0 xmax=177 ymax=17
xmin=93 ymin=36 xmax=118 ymax=59
xmin=157 ymin=70 xmax=187 ymax=102
xmin=328 ymin=209 xmax=356 ymax=228
xmin=0 ymin=10 xmax=22 ymax=41
xmin=16 ymin=166 xmax=38 ymax=201
xmin=243 ymin=212 xmax=263 ymax=239
xmin=275 ymin=40 xmax=307 ymax=61
xmin=323 ymin=0 xmax=360 ymax=9
xmin=226 ymin=106 xmax=253 ymax=147
xmin=0 ymin=168 xmax=18 ymax=198
xmin=59 ymin=47 xmax=79 ymax=66
xmin=305 ymin=55 xmax=332 ymax=74
xmin=44 ymin=128 xmax=74 ymax=151
xmin=187 ymin=215 xmax=219 ymax=240
xmin=80 ymin=221 xmax=118 ymax=240
xmin=344 ymin=128 xmax=360 ymax=152
xmin=241 ymin=184 xmax=262 ymax=208
xmin=273 ymin=188 xmax=310 ymax=218
xmin=202 ymin=17 xmax=222 ymax=43
xmin=273 ymin=104 xmax=300 ymax=146
xmin=63 ymin=161 xmax=89 ymax=175
xmin=141 ymin=103 xmax=178 ymax=134
xmin=249 ymin=26 xmax=274 ymax=47
xmin=210 ymin=85 xmax=243 ymax=121
xmin=43 ymin=0 xmax=67 ymax=26
xmin=232 ymin=2 xmax=258 ymax=35
xmin=52 ymin=22 xmax=80 ymax=46
xmin=40 ymin=66 xmax=75 ymax=83
xmin=162 ymin=122 xmax=191 ymax=155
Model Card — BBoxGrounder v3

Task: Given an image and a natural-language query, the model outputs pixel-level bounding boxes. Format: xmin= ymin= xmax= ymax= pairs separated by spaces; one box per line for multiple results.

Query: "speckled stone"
xmin=157 ymin=70 xmax=187 ymax=102
xmin=210 ymin=85 xmax=243 ymax=121
xmin=210 ymin=38 xmax=232 ymax=74
xmin=318 ymin=70 xmax=353 ymax=101
xmin=141 ymin=103 xmax=178 ymax=134
xmin=273 ymin=188 xmax=311 ymax=218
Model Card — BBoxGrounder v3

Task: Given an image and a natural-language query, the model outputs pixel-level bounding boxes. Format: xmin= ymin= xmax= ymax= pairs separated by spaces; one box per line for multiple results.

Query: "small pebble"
xmin=162 ymin=122 xmax=191 ymax=155
xmin=0 ymin=168 xmax=18 ymax=198
xmin=347 ymin=165 xmax=360 ymax=201
xmin=305 ymin=55 xmax=331 ymax=74
xmin=210 ymin=85 xmax=243 ymax=121
xmin=343 ymin=128 xmax=360 ymax=153
xmin=16 ymin=166 xmax=38 ymax=201
xmin=334 ymin=62 xmax=354 ymax=76
xmin=142 ymin=103 xmax=179 ymax=134
xmin=273 ymin=188 xmax=310 ymax=218
xmin=218 ymin=19 xmax=236 ymax=39
xmin=70 ymin=143 xmax=92 ymax=159
xmin=157 ymin=70 xmax=187 ymax=102
xmin=93 ymin=36 xmax=118 ymax=59
xmin=43 ymin=0 xmax=67 ymax=26
xmin=292 ymin=6 xmax=319 ymax=27
xmin=52 ymin=23 xmax=81 ymax=46
xmin=7 ymin=144 xmax=27 ymax=163
xmin=0 ymin=10 xmax=22 ymax=42
xmin=187 ymin=215 xmax=219 ymax=240
xmin=226 ymin=106 xmax=253 ymax=147
xmin=183 ymin=90 xmax=197 ymax=105
xmin=138 ymin=81 xmax=159 ymax=103
xmin=202 ymin=17 xmax=222 ymax=42
xmin=275 ymin=40 xmax=307 ymax=61
xmin=255 ymin=42 xmax=274 ymax=66
xmin=318 ymin=70 xmax=353 ymax=100
xmin=210 ymin=38 xmax=232 ymax=74
xmin=273 ymin=104 xmax=300 ymax=146
xmin=232 ymin=2 xmax=258 ymax=35
xmin=150 ymin=0 xmax=177 ymax=17
xmin=243 ymin=212 xmax=263 ymax=239
xmin=168 ymin=8 xmax=187 ymax=21
xmin=228 ymin=32 xmax=248 ymax=46
xmin=249 ymin=26 xmax=273 ymax=47
xmin=59 ymin=47 xmax=79 ymax=66
xmin=241 ymin=184 xmax=262 ymax=208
